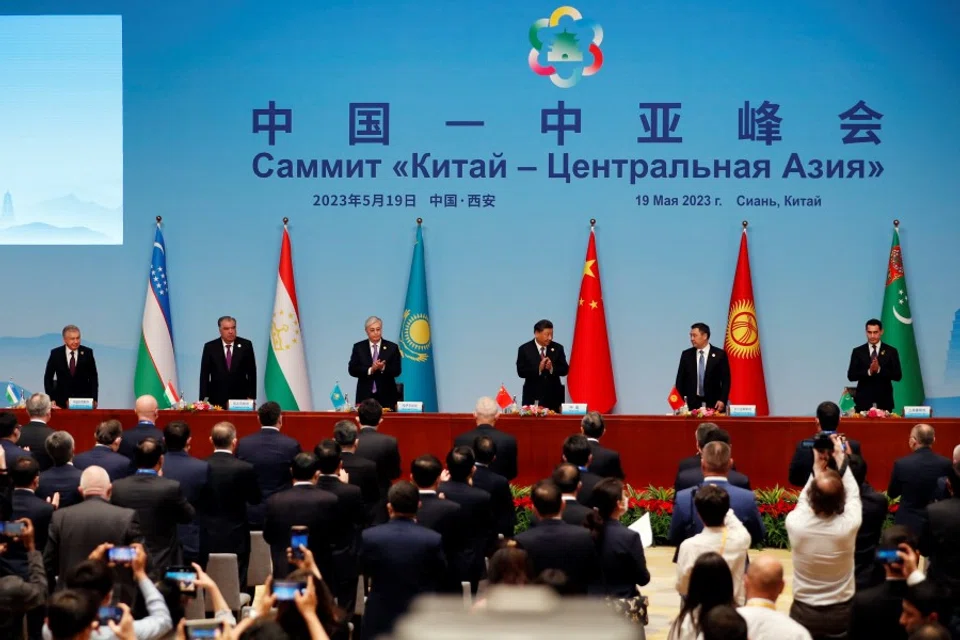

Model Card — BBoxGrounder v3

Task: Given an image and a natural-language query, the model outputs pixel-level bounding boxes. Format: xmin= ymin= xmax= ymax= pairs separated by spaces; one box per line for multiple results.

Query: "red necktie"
xmin=69 ymin=351 xmax=76 ymax=376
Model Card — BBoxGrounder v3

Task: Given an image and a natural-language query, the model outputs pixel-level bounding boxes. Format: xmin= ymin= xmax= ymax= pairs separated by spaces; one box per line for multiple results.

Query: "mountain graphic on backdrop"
xmin=927 ymin=307 xmax=960 ymax=416
xmin=0 ymin=193 xmax=122 ymax=245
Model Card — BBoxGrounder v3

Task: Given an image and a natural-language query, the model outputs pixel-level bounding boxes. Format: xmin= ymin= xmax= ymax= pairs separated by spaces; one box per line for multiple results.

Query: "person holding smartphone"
xmin=0 ymin=517 xmax=47 ymax=638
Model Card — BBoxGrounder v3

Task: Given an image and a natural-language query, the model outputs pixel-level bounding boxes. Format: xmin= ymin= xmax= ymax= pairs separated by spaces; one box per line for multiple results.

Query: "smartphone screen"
xmin=185 ymin=621 xmax=222 ymax=639
xmin=1 ymin=521 xmax=24 ymax=536
xmin=108 ymin=547 xmax=136 ymax=563
xmin=875 ymin=548 xmax=900 ymax=563
xmin=165 ymin=567 xmax=198 ymax=595
xmin=291 ymin=528 xmax=308 ymax=560
xmin=272 ymin=580 xmax=305 ymax=601
xmin=98 ymin=606 xmax=123 ymax=624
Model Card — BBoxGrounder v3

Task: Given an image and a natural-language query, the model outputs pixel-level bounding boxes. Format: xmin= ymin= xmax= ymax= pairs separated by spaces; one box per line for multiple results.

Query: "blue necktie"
xmin=697 ymin=350 xmax=705 ymax=397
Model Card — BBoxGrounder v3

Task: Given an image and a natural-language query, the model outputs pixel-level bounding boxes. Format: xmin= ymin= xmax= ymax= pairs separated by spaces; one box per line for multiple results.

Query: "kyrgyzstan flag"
xmin=723 ymin=227 xmax=769 ymax=415
xmin=568 ymin=226 xmax=617 ymax=413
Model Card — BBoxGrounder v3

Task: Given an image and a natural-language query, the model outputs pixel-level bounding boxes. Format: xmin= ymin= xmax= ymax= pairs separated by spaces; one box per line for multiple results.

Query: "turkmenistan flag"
xmin=880 ymin=226 xmax=925 ymax=413
xmin=134 ymin=224 xmax=179 ymax=408
xmin=264 ymin=225 xmax=313 ymax=411
xmin=397 ymin=222 xmax=438 ymax=411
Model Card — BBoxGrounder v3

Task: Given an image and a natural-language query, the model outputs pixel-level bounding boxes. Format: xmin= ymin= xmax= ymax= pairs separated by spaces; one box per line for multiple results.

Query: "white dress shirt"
xmin=737 ymin=599 xmax=813 ymax=640
xmin=676 ymin=508 xmax=751 ymax=604
xmin=785 ymin=463 xmax=862 ymax=606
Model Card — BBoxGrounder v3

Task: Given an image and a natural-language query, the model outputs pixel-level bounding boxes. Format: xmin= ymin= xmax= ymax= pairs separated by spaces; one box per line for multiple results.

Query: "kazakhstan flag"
xmin=397 ymin=223 xmax=438 ymax=411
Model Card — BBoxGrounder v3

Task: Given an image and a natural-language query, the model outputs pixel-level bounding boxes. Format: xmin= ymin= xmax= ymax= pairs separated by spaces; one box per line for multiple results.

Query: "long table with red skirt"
xmin=14 ymin=410 xmax=959 ymax=490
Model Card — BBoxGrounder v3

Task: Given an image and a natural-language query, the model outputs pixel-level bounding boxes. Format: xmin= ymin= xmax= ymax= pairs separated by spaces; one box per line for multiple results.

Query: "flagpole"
xmin=893 ymin=219 xmax=900 ymax=229
xmin=156 ymin=216 xmax=162 ymax=227
xmin=590 ymin=218 xmax=596 ymax=230
xmin=742 ymin=219 xmax=748 ymax=231
xmin=283 ymin=217 xmax=289 ymax=227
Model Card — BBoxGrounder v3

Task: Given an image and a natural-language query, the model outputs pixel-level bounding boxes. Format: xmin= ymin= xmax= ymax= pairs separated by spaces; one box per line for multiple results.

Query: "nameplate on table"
xmin=903 ymin=406 xmax=932 ymax=418
xmin=396 ymin=401 xmax=423 ymax=413
xmin=67 ymin=398 xmax=94 ymax=410
xmin=728 ymin=404 xmax=756 ymax=417
xmin=561 ymin=403 xmax=588 ymax=415
xmin=228 ymin=399 xmax=256 ymax=411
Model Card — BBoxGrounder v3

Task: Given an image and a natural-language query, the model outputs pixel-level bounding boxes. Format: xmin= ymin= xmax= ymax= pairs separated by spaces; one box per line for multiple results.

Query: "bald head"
xmin=911 ymin=424 xmax=935 ymax=448
xmin=135 ymin=395 xmax=158 ymax=420
xmin=79 ymin=466 xmax=111 ymax=498
xmin=953 ymin=444 xmax=960 ymax=464
xmin=701 ymin=441 xmax=732 ymax=476
xmin=744 ymin=555 xmax=784 ymax=601
xmin=810 ymin=469 xmax=845 ymax=516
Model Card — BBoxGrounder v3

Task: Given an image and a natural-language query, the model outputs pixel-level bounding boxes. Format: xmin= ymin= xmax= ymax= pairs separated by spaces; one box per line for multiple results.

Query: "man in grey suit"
xmin=43 ymin=466 xmax=142 ymax=603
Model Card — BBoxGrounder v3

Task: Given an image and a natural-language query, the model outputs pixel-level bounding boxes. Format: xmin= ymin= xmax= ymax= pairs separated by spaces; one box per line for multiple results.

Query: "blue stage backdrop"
xmin=0 ymin=1 xmax=958 ymax=414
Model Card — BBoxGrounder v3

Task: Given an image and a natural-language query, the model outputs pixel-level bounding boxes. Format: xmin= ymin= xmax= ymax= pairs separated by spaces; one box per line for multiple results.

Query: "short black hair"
xmin=134 ymin=437 xmax=164 ymax=469
xmin=11 ymin=456 xmax=39 ymax=488
xmin=163 ymin=420 xmax=191 ymax=452
xmin=357 ymin=398 xmax=383 ymax=427
xmin=562 ymin=434 xmax=591 ymax=466
xmin=702 ymin=428 xmax=731 ymax=446
xmin=63 ymin=559 xmax=114 ymax=599
xmin=446 ymin=446 xmax=475 ymax=482
xmin=533 ymin=319 xmax=553 ymax=333
xmin=581 ymin=411 xmax=605 ymax=438
xmin=411 ymin=454 xmax=443 ymax=488
xmin=866 ymin=318 xmax=883 ymax=331
xmin=473 ymin=435 xmax=497 ymax=465
xmin=848 ymin=453 xmax=868 ymax=486
xmin=816 ymin=401 xmax=841 ymax=430
xmin=388 ymin=480 xmax=419 ymax=516
xmin=701 ymin=605 xmax=747 ymax=640
xmin=291 ymin=452 xmax=318 ymax=481
xmin=332 ymin=420 xmax=358 ymax=446
xmin=551 ymin=463 xmax=581 ymax=494
xmin=531 ymin=479 xmax=563 ymax=517
xmin=695 ymin=484 xmax=730 ymax=527
xmin=691 ymin=322 xmax=711 ymax=338
xmin=879 ymin=524 xmax=918 ymax=551
xmin=257 ymin=401 xmax=282 ymax=427
xmin=47 ymin=589 xmax=99 ymax=640
xmin=0 ymin=411 xmax=18 ymax=438
xmin=313 ymin=439 xmax=342 ymax=475
xmin=905 ymin=580 xmax=952 ymax=621
xmin=95 ymin=419 xmax=123 ymax=445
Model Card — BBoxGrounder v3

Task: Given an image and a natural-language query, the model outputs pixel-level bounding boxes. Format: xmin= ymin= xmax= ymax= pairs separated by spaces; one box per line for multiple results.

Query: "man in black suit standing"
xmin=551 ymin=463 xmax=593 ymax=526
xmin=111 ymin=438 xmax=195 ymax=577
xmin=199 ymin=315 xmax=257 ymax=408
xmin=2 ymin=458 xmax=54 ymax=581
xmin=580 ymin=411 xmax=624 ymax=479
xmin=438 ymin=446 xmax=495 ymax=591
xmin=920 ymin=463 xmax=960 ymax=627
xmin=18 ymin=393 xmax=55 ymax=471
xmin=118 ymin=395 xmax=165 ymax=460
xmin=847 ymin=318 xmax=903 ymax=412
xmin=453 ymin=396 xmax=518 ymax=481
xmin=888 ymin=424 xmax=952 ymax=536
xmin=849 ymin=454 xmax=890 ymax=590
xmin=562 ymin=434 xmax=603 ymax=507
xmin=675 ymin=322 xmax=731 ymax=412
xmin=43 ymin=324 xmax=98 ymax=409
xmin=36 ymin=431 xmax=83 ymax=508
xmin=236 ymin=401 xmax=302 ymax=530
xmin=348 ymin=316 xmax=402 ymax=410
xmin=0 ymin=411 xmax=30 ymax=469
xmin=848 ymin=525 xmax=921 ymax=640
xmin=160 ymin=421 xmax=210 ymax=567
xmin=471 ymin=436 xmax=516 ymax=538
xmin=516 ymin=319 xmax=569 ymax=412
xmin=354 ymin=399 xmax=401 ymax=524
xmin=332 ymin=420 xmax=380 ymax=525
xmin=202 ymin=422 xmax=262 ymax=585
xmin=73 ymin=420 xmax=132 ymax=481
xmin=411 ymin=454 xmax=463 ymax=592
xmin=675 ymin=428 xmax=751 ymax=492
xmin=676 ymin=423 xmax=720 ymax=474
xmin=788 ymin=401 xmax=863 ymax=488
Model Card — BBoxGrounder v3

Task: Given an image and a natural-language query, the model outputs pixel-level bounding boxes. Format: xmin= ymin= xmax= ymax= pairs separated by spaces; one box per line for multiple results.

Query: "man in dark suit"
xmin=73 ymin=419 xmax=132 ymax=481
xmin=315 ymin=439 xmax=365 ymax=617
xmin=848 ymin=525 xmax=920 ymax=640
xmin=888 ymin=424 xmax=952 ymax=536
xmin=360 ymin=481 xmax=446 ymax=640
xmin=202 ymin=421 xmax=262 ymax=585
xmin=580 ymin=411 xmax=624 ymax=479
xmin=42 ymin=324 xmax=98 ymax=409
xmin=160 ymin=420 xmax=210 ymax=566
xmin=43 ymin=466 xmax=142 ymax=602
xmin=199 ymin=315 xmax=257 ymax=408
xmin=236 ymin=401 xmax=301 ymax=530
xmin=675 ymin=428 xmax=751 ymax=492
xmin=263 ymin=452 xmax=339 ymax=582
xmin=514 ymin=479 xmax=599 ymax=594
xmin=562 ymin=434 xmax=603 ymax=507
xmin=17 ymin=393 xmax=55 ymax=471
xmin=118 ymin=395 xmax=165 ymax=460
xmin=111 ymin=437 xmax=195 ymax=577
xmin=920 ymin=463 xmax=960 ymax=629
xmin=677 ymin=422 xmax=722 ymax=474
xmin=411 ymin=454 xmax=464 ymax=592
xmin=471 ymin=436 xmax=516 ymax=538
xmin=788 ymin=401 xmax=863 ymax=488
xmin=348 ymin=316 xmax=402 ymax=410
xmin=849 ymin=454 xmax=890 ymax=590
xmin=0 ymin=411 xmax=30 ymax=469
xmin=675 ymin=322 xmax=731 ymax=412
xmin=847 ymin=318 xmax=903 ymax=412
xmin=354 ymin=399 xmax=401 ymax=524
xmin=0 ymin=515 xmax=48 ymax=639
xmin=36 ymin=431 xmax=83 ymax=508
xmin=438 ymin=446 xmax=495 ymax=590
xmin=332 ymin=420 xmax=380 ymax=526
xmin=551 ymin=463 xmax=593 ymax=526
xmin=516 ymin=319 xmax=569 ymax=412
xmin=1 ymin=457 xmax=54 ymax=583
xmin=453 ymin=396 xmax=518 ymax=481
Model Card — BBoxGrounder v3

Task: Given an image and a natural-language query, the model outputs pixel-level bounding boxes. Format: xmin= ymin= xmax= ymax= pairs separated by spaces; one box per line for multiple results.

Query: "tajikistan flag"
xmin=265 ymin=225 xmax=313 ymax=410
xmin=134 ymin=224 xmax=179 ymax=408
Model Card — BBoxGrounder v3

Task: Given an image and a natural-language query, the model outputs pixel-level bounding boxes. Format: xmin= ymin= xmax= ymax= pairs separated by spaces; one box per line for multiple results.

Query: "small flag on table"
xmin=667 ymin=386 xmax=686 ymax=411
xmin=4 ymin=383 xmax=25 ymax=407
xmin=330 ymin=383 xmax=347 ymax=410
xmin=496 ymin=384 xmax=513 ymax=409
xmin=839 ymin=388 xmax=856 ymax=414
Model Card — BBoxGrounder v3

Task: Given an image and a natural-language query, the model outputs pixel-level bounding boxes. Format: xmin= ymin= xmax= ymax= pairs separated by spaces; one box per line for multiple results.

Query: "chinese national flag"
xmin=495 ymin=384 xmax=513 ymax=409
xmin=723 ymin=228 xmax=769 ymax=415
xmin=568 ymin=227 xmax=617 ymax=413
xmin=667 ymin=386 xmax=685 ymax=411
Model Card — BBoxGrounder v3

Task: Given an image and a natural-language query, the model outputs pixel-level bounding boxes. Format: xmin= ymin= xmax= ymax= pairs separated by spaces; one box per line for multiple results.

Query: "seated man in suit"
xmin=43 ymin=324 xmax=98 ymax=409
xmin=73 ymin=419 xmax=132 ymax=481
xmin=160 ymin=420 xmax=210 ymax=566
xmin=550 ymin=463 xmax=592 ymax=526
xmin=0 ymin=411 xmax=30 ymax=469
xmin=888 ymin=424 xmax=952 ymax=536
xmin=677 ymin=422 xmax=721 ymax=474
xmin=850 ymin=454 xmax=890 ymax=591
xmin=361 ymin=481 xmax=446 ymax=640
xmin=561 ymin=434 xmax=602 ymax=507
xmin=18 ymin=393 xmax=56 ymax=471
xmin=470 ymin=435 xmax=516 ymax=538
xmin=788 ymin=401 xmax=862 ymax=488
xmin=847 ymin=318 xmax=903 ymax=413
xmin=199 ymin=315 xmax=257 ymax=408
xmin=37 ymin=431 xmax=83 ymax=508
xmin=675 ymin=322 xmax=731 ymax=412
xmin=453 ymin=396 xmax=518 ymax=481
xmin=669 ymin=441 xmax=765 ymax=549
xmin=438 ymin=446 xmax=495 ymax=591
xmin=516 ymin=319 xmax=569 ymax=412
xmin=348 ymin=316 xmax=402 ymax=410
xmin=675 ymin=428 xmax=751 ymax=492
xmin=354 ymin=399 xmax=401 ymax=524
xmin=580 ymin=411 xmax=624 ymax=479
xmin=118 ymin=395 xmax=165 ymax=460
xmin=514 ymin=479 xmax=599 ymax=594
xmin=331 ymin=419 xmax=380 ymax=526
